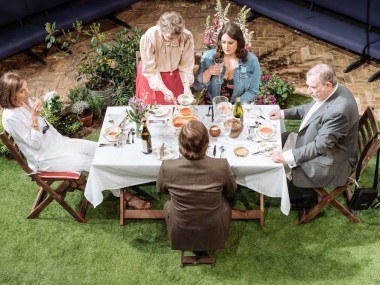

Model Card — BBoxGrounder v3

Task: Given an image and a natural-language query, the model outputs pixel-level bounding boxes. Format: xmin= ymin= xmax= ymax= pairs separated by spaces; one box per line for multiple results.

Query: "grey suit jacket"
xmin=284 ymin=84 xmax=359 ymax=188
xmin=156 ymin=156 xmax=236 ymax=251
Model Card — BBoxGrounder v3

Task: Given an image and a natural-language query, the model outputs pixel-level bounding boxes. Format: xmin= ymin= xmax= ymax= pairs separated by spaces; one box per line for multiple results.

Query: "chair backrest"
xmin=0 ymin=130 xmax=34 ymax=175
xmin=354 ymin=106 xmax=380 ymax=179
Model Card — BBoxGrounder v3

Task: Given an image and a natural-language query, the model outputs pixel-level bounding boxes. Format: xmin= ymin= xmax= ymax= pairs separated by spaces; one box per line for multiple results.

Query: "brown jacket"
xmin=157 ymin=156 xmax=237 ymax=251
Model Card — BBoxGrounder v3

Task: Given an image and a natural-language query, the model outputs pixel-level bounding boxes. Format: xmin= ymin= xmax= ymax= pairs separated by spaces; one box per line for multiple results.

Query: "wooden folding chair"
xmin=299 ymin=106 xmax=380 ymax=224
xmin=0 ymin=130 xmax=88 ymax=223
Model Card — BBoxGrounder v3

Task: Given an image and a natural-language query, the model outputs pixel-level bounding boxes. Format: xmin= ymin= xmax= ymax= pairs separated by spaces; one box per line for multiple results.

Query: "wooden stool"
xmin=180 ymin=250 xmax=216 ymax=267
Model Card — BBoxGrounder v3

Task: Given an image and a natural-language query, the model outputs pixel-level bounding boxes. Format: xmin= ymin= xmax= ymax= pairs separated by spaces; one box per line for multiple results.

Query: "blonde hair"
xmin=307 ymin=64 xmax=338 ymax=87
xmin=157 ymin=12 xmax=185 ymax=36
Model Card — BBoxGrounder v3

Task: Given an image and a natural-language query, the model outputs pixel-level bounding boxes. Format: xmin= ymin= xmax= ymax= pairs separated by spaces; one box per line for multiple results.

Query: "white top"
xmin=2 ymin=103 xmax=97 ymax=174
xmin=140 ymin=25 xmax=195 ymax=90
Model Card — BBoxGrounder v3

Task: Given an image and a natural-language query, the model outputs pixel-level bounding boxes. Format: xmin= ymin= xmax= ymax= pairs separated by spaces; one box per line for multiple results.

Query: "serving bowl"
xmin=168 ymin=114 xmax=199 ymax=130
xmin=177 ymin=94 xmax=195 ymax=106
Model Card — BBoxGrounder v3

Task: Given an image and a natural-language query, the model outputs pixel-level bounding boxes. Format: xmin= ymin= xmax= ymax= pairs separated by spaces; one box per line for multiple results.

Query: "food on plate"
xmin=105 ymin=126 xmax=122 ymax=140
xmin=170 ymin=115 xmax=199 ymax=129
xmin=234 ymin=147 xmax=249 ymax=157
xmin=209 ymin=125 xmax=221 ymax=137
xmin=258 ymin=124 xmax=274 ymax=138
xmin=178 ymin=107 xmax=192 ymax=116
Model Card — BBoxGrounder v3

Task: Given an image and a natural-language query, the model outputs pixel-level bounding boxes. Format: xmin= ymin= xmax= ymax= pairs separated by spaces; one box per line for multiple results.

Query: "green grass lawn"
xmin=1 ymin=96 xmax=380 ymax=284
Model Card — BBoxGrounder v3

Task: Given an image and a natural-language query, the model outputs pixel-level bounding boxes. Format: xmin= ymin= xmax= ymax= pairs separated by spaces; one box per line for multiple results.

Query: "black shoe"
xmin=290 ymin=197 xmax=318 ymax=211
xmin=192 ymin=251 xmax=209 ymax=257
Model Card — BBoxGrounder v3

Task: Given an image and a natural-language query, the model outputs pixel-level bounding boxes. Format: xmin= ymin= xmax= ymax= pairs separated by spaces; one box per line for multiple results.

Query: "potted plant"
xmin=256 ymin=70 xmax=296 ymax=106
xmin=72 ymin=100 xmax=93 ymax=127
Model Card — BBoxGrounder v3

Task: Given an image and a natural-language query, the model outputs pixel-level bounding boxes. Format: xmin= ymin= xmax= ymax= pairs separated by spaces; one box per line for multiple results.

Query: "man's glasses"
xmin=42 ymin=119 xmax=50 ymax=134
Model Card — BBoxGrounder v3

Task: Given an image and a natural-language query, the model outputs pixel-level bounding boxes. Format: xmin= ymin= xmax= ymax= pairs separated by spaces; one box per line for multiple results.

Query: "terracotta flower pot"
xmin=78 ymin=111 xmax=93 ymax=127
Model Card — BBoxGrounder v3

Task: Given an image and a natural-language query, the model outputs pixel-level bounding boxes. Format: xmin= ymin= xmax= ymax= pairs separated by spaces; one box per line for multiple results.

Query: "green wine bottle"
xmin=233 ymin=95 xmax=244 ymax=122
xmin=141 ymin=119 xmax=152 ymax=154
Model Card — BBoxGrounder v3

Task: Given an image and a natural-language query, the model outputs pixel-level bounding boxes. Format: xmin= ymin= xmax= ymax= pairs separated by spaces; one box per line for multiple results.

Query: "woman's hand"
xmin=160 ymin=85 xmax=175 ymax=102
xmin=31 ymin=99 xmax=43 ymax=117
xmin=208 ymin=65 xmax=223 ymax=76
xmin=183 ymin=83 xmax=192 ymax=96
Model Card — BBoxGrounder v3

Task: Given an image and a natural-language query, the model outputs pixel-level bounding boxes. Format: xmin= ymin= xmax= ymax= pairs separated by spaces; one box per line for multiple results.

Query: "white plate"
xmin=150 ymin=106 xmax=170 ymax=117
xmin=152 ymin=146 xmax=176 ymax=160
xmin=256 ymin=128 xmax=277 ymax=140
xmin=103 ymin=132 xmax=124 ymax=142
xmin=248 ymin=106 xmax=262 ymax=117
xmin=177 ymin=94 xmax=195 ymax=106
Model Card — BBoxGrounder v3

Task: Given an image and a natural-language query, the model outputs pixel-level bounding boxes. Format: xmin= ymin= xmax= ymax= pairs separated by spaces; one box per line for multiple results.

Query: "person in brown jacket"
xmin=156 ymin=120 xmax=237 ymax=255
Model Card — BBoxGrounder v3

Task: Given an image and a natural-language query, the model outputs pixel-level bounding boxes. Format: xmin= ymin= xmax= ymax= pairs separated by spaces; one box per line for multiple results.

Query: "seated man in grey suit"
xmin=268 ymin=63 xmax=359 ymax=209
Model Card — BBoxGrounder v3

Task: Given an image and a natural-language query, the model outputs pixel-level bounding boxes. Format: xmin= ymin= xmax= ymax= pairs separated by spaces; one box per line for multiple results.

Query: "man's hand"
xmin=268 ymin=109 xmax=281 ymax=120
xmin=270 ymin=151 xmax=285 ymax=163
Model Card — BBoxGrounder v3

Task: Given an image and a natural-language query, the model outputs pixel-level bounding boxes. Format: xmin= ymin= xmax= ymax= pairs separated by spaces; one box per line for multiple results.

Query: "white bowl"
xmin=177 ymin=94 xmax=195 ymax=106
xmin=105 ymin=126 xmax=122 ymax=140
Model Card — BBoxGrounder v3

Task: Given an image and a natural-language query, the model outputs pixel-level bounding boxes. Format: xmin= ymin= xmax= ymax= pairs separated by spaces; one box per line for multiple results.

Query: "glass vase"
xmin=135 ymin=121 xmax=142 ymax=139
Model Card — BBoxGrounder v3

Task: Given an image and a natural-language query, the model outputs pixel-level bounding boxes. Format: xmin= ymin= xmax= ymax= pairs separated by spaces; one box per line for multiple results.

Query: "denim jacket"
xmin=194 ymin=49 xmax=261 ymax=104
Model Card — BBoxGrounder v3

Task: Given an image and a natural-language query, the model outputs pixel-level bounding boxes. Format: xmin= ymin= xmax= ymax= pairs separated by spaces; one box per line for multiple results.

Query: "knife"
xmin=211 ymin=106 xmax=214 ymax=122
xmin=118 ymin=115 xmax=129 ymax=127
xmin=213 ymin=145 xmax=217 ymax=158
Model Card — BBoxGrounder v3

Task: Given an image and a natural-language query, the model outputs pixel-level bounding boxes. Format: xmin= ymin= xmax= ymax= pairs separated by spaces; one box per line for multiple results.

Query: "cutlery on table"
xmin=211 ymin=106 xmax=214 ymax=122
xmin=171 ymin=106 xmax=176 ymax=116
xmin=126 ymin=130 xmax=131 ymax=144
xmin=118 ymin=115 xmax=129 ymax=127
xmin=205 ymin=106 xmax=212 ymax=117
xmin=213 ymin=145 xmax=217 ymax=158
xmin=219 ymin=146 xmax=225 ymax=158
xmin=99 ymin=142 xmax=123 ymax=147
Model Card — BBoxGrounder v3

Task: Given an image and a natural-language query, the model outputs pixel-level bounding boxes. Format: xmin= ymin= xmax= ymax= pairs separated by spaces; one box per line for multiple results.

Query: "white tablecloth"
xmin=85 ymin=105 xmax=290 ymax=215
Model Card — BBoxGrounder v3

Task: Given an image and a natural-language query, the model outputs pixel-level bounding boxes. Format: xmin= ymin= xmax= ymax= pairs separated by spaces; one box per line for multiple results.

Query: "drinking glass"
xmin=214 ymin=57 xmax=224 ymax=84
xmin=212 ymin=96 xmax=229 ymax=119
xmin=221 ymin=119 xmax=232 ymax=141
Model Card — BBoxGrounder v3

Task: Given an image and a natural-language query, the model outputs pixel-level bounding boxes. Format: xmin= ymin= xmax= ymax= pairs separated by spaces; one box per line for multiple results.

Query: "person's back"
xmin=157 ymin=121 xmax=236 ymax=251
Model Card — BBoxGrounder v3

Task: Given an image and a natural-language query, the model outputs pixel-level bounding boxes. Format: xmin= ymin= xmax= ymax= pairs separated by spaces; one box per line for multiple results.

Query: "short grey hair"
xmin=157 ymin=12 xmax=184 ymax=36
xmin=307 ymin=64 xmax=338 ymax=86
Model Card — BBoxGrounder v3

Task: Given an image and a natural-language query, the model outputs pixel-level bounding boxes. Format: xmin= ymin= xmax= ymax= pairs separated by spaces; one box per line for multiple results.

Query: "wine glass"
xmin=214 ymin=57 xmax=224 ymax=84
xmin=221 ymin=119 xmax=232 ymax=141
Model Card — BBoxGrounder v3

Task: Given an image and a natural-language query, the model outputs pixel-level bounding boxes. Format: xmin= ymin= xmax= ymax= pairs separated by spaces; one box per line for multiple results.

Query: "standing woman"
xmin=0 ymin=72 xmax=96 ymax=175
xmin=194 ymin=22 xmax=261 ymax=104
xmin=136 ymin=12 xmax=195 ymax=105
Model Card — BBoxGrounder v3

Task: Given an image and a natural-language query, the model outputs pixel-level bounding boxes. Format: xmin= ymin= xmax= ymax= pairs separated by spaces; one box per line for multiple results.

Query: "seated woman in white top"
xmin=1 ymin=72 xmax=151 ymax=209
xmin=136 ymin=11 xmax=194 ymax=105
xmin=0 ymin=72 xmax=96 ymax=175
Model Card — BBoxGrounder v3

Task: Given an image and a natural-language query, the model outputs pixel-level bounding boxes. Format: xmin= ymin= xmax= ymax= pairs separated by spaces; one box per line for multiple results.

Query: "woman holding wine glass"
xmin=194 ymin=22 xmax=261 ymax=104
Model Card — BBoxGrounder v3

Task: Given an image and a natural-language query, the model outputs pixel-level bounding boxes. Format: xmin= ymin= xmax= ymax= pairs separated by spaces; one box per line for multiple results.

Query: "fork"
xmin=219 ymin=146 xmax=225 ymax=158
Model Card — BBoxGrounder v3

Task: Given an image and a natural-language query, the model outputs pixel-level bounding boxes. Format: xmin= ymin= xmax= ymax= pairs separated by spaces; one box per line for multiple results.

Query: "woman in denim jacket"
xmin=194 ymin=22 xmax=260 ymax=104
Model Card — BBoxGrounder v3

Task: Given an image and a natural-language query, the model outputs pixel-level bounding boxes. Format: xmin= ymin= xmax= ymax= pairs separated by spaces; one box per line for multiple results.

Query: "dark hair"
xmin=179 ymin=120 xmax=209 ymax=160
xmin=0 ymin=72 xmax=25 ymax=109
xmin=215 ymin=22 xmax=248 ymax=63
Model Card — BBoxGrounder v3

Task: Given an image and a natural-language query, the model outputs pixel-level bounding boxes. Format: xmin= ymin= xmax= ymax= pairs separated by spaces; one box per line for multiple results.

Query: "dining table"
xmin=84 ymin=104 xmax=290 ymax=226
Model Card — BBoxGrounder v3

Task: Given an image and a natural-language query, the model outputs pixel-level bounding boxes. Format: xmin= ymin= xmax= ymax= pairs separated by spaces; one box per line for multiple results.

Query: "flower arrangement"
xmin=203 ymin=0 xmax=253 ymax=50
xmin=255 ymin=70 xmax=296 ymax=105
xmin=126 ymin=97 xmax=151 ymax=124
